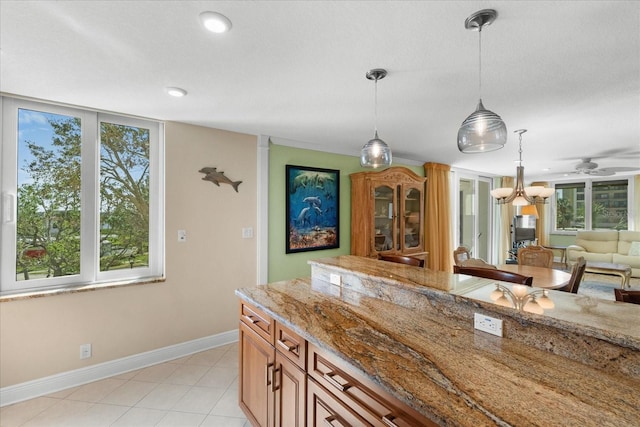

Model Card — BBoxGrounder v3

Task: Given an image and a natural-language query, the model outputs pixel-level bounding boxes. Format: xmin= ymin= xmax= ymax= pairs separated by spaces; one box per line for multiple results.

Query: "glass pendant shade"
xmin=361 ymin=68 xmax=392 ymax=168
xmin=457 ymin=99 xmax=507 ymax=153
xmin=360 ymin=131 xmax=392 ymax=168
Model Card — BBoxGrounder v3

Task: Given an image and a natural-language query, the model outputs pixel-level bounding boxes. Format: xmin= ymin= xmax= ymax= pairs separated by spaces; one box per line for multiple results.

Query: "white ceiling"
xmin=1 ymin=1 xmax=639 ymax=181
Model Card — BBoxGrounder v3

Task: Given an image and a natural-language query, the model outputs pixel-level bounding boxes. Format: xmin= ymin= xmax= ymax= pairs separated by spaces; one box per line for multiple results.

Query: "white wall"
xmin=0 ymin=121 xmax=257 ymax=387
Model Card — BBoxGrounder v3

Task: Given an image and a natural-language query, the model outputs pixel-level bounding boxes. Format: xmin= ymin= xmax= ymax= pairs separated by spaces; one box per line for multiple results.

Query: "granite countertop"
xmin=236 ymin=256 xmax=640 ymax=427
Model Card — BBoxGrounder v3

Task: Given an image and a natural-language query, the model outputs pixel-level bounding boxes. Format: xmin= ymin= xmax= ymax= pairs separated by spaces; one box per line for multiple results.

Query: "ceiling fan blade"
xmin=598 ymin=166 xmax=640 ymax=173
xmin=588 ymin=170 xmax=615 ymax=176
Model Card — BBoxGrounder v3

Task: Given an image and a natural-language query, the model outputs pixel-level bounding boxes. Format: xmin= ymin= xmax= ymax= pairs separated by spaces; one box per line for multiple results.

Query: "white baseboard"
xmin=0 ymin=329 xmax=238 ymax=407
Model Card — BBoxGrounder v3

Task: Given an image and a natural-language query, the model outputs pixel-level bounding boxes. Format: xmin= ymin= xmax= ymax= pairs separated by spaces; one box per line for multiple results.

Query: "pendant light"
xmin=457 ymin=9 xmax=507 ymax=153
xmin=361 ymin=69 xmax=392 ymax=168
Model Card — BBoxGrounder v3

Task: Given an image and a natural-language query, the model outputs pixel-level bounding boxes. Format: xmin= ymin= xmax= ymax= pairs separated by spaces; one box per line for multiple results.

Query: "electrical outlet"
xmin=80 ymin=343 xmax=92 ymax=359
xmin=242 ymin=227 xmax=253 ymax=238
xmin=474 ymin=313 xmax=503 ymax=337
xmin=177 ymin=229 xmax=187 ymax=242
xmin=329 ymin=273 xmax=341 ymax=286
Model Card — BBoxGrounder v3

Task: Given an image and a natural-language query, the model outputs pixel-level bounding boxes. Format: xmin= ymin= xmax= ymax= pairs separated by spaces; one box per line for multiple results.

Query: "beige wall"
xmin=0 ymin=122 xmax=257 ymax=387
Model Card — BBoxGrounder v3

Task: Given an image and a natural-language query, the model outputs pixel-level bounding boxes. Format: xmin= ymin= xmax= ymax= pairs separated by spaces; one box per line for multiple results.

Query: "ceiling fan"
xmin=570 ymin=158 xmax=638 ymax=176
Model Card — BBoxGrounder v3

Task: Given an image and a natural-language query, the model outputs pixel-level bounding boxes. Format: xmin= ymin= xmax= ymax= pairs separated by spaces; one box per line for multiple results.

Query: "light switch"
xmin=178 ymin=229 xmax=187 ymax=242
xmin=242 ymin=227 xmax=253 ymax=239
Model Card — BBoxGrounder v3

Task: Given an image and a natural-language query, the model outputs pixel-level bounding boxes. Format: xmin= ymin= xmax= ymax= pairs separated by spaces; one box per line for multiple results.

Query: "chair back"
xmin=460 ymin=258 xmax=497 ymax=269
xmin=559 ymin=257 xmax=586 ymax=293
xmin=453 ymin=246 xmax=470 ymax=266
xmin=454 ymin=265 xmax=533 ymax=286
xmin=379 ymin=254 xmax=424 ymax=268
xmin=614 ymin=288 xmax=640 ymax=305
xmin=518 ymin=245 xmax=555 ymax=268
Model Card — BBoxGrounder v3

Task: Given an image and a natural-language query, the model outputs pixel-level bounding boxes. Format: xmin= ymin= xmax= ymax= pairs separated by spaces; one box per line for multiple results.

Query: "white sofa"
xmin=566 ymin=230 xmax=640 ymax=278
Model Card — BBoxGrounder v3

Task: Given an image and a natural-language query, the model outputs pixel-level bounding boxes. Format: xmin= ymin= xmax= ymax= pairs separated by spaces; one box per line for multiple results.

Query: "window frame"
xmin=551 ymin=177 xmax=633 ymax=235
xmin=0 ymin=96 xmax=164 ymax=294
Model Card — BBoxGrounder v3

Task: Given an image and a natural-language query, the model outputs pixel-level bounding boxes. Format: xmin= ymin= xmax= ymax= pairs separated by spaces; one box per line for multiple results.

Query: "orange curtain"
xmin=424 ymin=162 xmax=451 ymax=272
xmin=531 ymin=181 xmax=549 ymax=246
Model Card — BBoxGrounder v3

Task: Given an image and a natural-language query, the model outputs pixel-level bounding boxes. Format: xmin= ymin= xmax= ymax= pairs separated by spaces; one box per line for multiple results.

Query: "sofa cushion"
xmin=629 ymin=241 xmax=640 ymax=257
xmin=573 ymin=251 xmax=614 ymax=264
xmin=574 ymin=230 xmax=619 ymax=254
xmin=618 ymin=230 xmax=640 ymax=255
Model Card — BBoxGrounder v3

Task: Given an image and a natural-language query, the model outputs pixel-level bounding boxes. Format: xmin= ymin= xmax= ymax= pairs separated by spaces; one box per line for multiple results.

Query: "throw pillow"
xmin=629 ymin=241 xmax=640 ymax=256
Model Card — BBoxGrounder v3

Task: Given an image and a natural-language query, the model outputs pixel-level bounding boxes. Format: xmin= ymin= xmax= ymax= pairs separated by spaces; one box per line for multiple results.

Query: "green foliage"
xmin=555 ymin=198 xmax=574 ymax=230
xmin=16 ymin=116 xmax=150 ymax=280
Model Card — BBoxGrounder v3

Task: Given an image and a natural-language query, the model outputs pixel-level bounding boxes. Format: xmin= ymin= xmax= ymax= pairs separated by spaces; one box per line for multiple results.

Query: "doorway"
xmin=456 ymin=175 xmax=493 ymax=263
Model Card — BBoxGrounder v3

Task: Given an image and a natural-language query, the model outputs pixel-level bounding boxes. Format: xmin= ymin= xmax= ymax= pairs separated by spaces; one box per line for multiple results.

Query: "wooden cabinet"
xmin=239 ymin=301 xmax=306 ymax=427
xmin=350 ymin=167 xmax=427 ymax=261
xmin=239 ymin=300 xmax=434 ymax=426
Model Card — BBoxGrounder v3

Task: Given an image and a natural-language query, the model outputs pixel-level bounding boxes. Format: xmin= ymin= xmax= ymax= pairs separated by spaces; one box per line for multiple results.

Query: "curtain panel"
xmin=424 ymin=162 xmax=451 ymax=272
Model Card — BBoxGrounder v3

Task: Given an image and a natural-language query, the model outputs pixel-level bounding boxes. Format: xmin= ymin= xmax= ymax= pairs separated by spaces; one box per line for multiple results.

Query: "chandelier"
xmin=490 ymin=283 xmax=555 ymax=314
xmin=490 ymin=129 xmax=554 ymax=206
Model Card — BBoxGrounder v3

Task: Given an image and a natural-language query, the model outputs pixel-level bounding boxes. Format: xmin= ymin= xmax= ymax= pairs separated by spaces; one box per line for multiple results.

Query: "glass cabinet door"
xmin=403 ymin=186 xmax=423 ymax=251
xmin=373 ymin=185 xmax=395 ymax=252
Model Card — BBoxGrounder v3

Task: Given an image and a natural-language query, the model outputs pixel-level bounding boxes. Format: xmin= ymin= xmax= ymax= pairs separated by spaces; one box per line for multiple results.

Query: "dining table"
xmin=497 ymin=264 xmax=571 ymax=289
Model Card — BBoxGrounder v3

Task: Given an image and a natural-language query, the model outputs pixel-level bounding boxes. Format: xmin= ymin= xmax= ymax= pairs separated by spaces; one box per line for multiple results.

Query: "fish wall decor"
xmin=199 ymin=167 xmax=242 ymax=193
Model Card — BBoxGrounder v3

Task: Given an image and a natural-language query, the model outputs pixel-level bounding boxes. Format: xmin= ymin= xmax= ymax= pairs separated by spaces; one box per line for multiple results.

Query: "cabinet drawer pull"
xmin=382 ymin=415 xmax=399 ymax=427
xmin=242 ymin=314 xmax=260 ymax=324
xmin=324 ymin=415 xmax=348 ymax=427
xmin=277 ymin=338 xmax=298 ymax=353
xmin=383 ymin=414 xmax=412 ymax=427
xmin=323 ymin=371 xmax=351 ymax=392
xmin=271 ymin=366 xmax=280 ymax=392
xmin=265 ymin=362 xmax=274 ymax=387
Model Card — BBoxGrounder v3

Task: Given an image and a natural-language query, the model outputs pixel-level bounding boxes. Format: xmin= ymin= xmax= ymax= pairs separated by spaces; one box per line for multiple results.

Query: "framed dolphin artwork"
xmin=285 ymin=165 xmax=340 ymax=253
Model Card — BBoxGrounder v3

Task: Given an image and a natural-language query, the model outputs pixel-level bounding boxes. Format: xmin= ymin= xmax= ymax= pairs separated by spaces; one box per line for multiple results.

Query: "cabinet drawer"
xmin=307 ymin=377 xmax=370 ymax=427
xmin=308 ymin=343 xmax=436 ymax=427
xmin=239 ymin=300 xmax=274 ymax=344
xmin=275 ymin=322 xmax=307 ymax=371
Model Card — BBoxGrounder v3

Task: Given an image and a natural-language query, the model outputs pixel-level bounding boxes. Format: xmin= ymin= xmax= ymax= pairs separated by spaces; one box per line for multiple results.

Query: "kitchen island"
xmin=236 ymin=256 xmax=640 ymax=426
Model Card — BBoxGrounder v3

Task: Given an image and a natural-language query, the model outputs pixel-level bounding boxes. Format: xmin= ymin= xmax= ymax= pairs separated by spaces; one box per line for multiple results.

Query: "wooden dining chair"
xmin=460 ymin=258 xmax=497 ymax=269
xmin=453 ymin=265 xmax=533 ymax=286
xmin=517 ymin=245 xmax=555 ymax=269
xmin=379 ymin=254 xmax=424 ymax=268
xmin=614 ymin=288 xmax=640 ymax=305
xmin=453 ymin=246 xmax=471 ymax=266
xmin=557 ymin=257 xmax=586 ymax=293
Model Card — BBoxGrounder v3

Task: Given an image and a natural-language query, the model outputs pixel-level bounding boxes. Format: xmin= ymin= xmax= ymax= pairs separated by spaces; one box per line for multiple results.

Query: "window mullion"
xmin=81 ymin=112 xmax=99 ymax=283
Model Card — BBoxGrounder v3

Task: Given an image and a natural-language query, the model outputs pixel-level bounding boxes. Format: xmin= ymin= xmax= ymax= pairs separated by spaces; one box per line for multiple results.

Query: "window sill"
xmin=0 ymin=276 xmax=166 ymax=302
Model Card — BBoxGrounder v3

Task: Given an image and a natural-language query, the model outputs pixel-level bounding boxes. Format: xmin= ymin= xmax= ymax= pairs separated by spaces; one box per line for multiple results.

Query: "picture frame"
xmin=286 ymin=165 xmax=340 ymax=253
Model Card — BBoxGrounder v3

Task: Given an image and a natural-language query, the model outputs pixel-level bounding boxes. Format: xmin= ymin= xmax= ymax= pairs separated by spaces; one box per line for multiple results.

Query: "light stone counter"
xmin=236 ymin=255 xmax=640 ymax=426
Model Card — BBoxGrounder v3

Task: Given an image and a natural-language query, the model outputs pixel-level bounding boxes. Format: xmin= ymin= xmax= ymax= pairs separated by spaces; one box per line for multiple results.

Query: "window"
xmin=1 ymin=97 xmax=164 ymax=293
xmin=554 ymin=179 xmax=629 ymax=232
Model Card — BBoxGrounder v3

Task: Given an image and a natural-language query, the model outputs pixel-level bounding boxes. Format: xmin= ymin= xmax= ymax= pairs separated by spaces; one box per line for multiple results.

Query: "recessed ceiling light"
xmin=166 ymin=87 xmax=187 ymax=97
xmin=199 ymin=11 xmax=232 ymax=33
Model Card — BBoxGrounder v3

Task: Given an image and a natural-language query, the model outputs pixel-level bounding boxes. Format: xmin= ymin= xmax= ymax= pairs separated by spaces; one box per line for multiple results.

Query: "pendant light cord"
xmin=374 ymin=77 xmax=379 ymax=134
xmin=478 ymin=27 xmax=482 ymax=101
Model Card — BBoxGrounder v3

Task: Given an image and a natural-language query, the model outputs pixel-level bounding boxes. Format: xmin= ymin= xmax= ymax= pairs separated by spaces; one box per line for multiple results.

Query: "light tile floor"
xmin=0 ymin=343 xmax=250 ymax=427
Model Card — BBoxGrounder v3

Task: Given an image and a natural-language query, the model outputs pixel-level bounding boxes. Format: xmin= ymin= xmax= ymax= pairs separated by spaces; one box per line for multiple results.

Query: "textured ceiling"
xmin=1 ymin=1 xmax=639 ymax=180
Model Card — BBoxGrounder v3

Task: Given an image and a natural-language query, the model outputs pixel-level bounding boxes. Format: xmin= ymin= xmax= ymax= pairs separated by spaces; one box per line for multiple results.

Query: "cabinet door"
xmin=274 ymin=350 xmax=306 ymax=427
xmin=401 ymin=184 xmax=424 ymax=253
xmin=373 ymin=184 xmax=397 ymax=253
xmin=239 ymin=322 xmax=275 ymax=427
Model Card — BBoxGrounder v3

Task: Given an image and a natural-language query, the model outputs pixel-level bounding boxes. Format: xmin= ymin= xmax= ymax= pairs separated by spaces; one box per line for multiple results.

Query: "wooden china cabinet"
xmin=350 ymin=167 xmax=427 ymax=263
